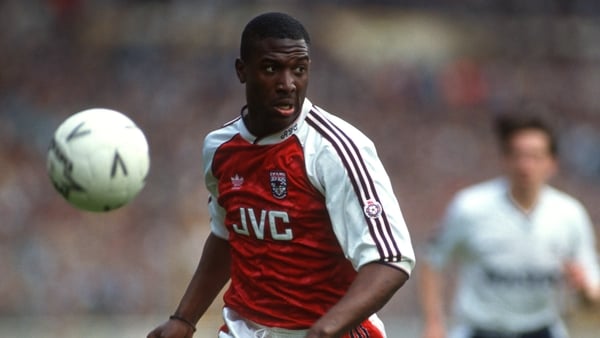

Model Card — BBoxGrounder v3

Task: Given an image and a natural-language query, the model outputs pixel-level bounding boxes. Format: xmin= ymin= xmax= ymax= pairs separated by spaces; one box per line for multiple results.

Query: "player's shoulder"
xmin=305 ymin=103 xmax=374 ymax=147
xmin=451 ymin=177 xmax=507 ymax=210
xmin=542 ymin=185 xmax=589 ymax=214
xmin=203 ymin=116 xmax=241 ymax=155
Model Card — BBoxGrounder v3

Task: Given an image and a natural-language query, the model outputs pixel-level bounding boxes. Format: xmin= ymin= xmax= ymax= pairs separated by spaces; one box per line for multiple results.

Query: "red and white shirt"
xmin=203 ymin=98 xmax=415 ymax=331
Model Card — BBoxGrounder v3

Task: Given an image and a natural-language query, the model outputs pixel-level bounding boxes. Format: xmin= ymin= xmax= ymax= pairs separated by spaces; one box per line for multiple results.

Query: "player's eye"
xmin=264 ymin=65 xmax=276 ymax=73
xmin=293 ymin=66 xmax=305 ymax=75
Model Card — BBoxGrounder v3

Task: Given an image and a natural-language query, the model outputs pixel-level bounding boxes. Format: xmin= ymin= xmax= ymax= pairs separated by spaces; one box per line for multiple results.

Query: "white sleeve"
xmin=570 ymin=202 xmax=600 ymax=288
xmin=424 ymin=193 xmax=470 ymax=269
xmin=207 ymin=187 xmax=229 ymax=240
xmin=203 ymin=134 xmax=229 ymax=240
xmin=313 ymin=136 xmax=415 ymax=276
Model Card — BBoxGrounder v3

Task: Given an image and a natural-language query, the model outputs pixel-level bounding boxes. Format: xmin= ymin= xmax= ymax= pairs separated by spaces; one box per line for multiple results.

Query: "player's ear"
xmin=235 ymin=58 xmax=246 ymax=83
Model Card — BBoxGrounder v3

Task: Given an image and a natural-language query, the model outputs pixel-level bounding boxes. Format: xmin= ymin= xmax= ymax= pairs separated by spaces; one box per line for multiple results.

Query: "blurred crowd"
xmin=1 ymin=0 xmax=600 ymax=319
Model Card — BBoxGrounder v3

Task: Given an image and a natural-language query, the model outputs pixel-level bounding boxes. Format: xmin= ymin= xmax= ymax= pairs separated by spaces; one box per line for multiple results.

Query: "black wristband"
xmin=169 ymin=314 xmax=197 ymax=332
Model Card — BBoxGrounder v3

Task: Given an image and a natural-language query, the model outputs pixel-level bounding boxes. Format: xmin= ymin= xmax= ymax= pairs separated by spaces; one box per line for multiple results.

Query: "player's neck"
xmin=509 ymin=185 xmax=540 ymax=213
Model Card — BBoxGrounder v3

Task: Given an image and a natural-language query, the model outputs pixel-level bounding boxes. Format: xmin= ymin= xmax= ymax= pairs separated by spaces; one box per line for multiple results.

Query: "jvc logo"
xmin=233 ymin=208 xmax=293 ymax=240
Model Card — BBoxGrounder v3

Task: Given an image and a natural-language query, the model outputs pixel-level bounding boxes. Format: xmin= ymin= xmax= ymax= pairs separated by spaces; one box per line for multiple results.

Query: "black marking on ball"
xmin=49 ymin=138 xmax=86 ymax=198
xmin=110 ymin=151 xmax=128 ymax=178
xmin=66 ymin=121 xmax=92 ymax=141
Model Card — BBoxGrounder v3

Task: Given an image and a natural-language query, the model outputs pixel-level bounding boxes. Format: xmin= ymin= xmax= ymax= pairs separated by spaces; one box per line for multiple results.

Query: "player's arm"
xmin=147 ymin=233 xmax=231 ymax=338
xmin=563 ymin=203 xmax=600 ymax=304
xmin=419 ymin=260 xmax=447 ymax=338
xmin=564 ymin=261 xmax=600 ymax=304
xmin=306 ymin=262 xmax=409 ymax=338
xmin=308 ymin=132 xmax=415 ymax=337
xmin=418 ymin=195 xmax=469 ymax=338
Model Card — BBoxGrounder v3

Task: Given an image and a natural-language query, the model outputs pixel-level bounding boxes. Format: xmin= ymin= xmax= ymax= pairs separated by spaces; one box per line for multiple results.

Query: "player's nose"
xmin=276 ymin=70 xmax=296 ymax=93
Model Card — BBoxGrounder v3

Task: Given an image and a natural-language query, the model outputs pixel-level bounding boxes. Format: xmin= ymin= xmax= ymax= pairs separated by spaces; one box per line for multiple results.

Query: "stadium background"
xmin=1 ymin=0 xmax=599 ymax=336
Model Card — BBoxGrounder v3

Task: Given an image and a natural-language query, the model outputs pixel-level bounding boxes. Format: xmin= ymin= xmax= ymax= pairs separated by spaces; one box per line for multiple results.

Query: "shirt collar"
xmin=238 ymin=98 xmax=312 ymax=145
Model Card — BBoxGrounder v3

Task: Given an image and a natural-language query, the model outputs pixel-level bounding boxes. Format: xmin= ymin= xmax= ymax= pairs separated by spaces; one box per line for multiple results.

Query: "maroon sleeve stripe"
xmin=306 ymin=108 xmax=402 ymax=262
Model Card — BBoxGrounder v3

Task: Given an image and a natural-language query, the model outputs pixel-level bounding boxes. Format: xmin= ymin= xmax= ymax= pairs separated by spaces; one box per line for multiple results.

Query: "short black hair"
xmin=240 ymin=12 xmax=311 ymax=61
xmin=494 ymin=112 xmax=558 ymax=157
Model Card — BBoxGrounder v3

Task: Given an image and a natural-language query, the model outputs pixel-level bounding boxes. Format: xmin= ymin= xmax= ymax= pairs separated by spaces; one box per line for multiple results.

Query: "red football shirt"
xmin=203 ymin=98 xmax=415 ymax=330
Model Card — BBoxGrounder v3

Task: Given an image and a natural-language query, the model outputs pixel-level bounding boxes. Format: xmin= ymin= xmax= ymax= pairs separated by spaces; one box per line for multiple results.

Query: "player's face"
xmin=503 ymin=129 xmax=557 ymax=191
xmin=236 ymin=38 xmax=310 ymax=137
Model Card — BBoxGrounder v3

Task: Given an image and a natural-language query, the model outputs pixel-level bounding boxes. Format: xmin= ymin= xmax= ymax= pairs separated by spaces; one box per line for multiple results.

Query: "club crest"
xmin=363 ymin=199 xmax=383 ymax=219
xmin=270 ymin=170 xmax=287 ymax=199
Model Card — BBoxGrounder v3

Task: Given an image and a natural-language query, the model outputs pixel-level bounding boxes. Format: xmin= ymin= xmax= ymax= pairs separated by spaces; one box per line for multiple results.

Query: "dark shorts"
xmin=471 ymin=326 xmax=552 ymax=338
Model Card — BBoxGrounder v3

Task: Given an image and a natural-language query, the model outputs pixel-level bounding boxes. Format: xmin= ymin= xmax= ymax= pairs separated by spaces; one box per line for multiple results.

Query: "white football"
xmin=47 ymin=108 xmax=150 ymax=212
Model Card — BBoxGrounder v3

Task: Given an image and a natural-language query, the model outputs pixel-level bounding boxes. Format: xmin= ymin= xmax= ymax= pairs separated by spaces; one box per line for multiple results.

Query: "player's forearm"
xmin=564 ymin=261 xmax=600 ymax=305
xmin=306 ymin=262 xmax=409 ymax=338
xmin=582 ymin=283 xmax=600 ymax=304
xmin=419 ymin=262 xmax=446 ymax=324
xmin=173 ymin=233 xmax=231 ymax=323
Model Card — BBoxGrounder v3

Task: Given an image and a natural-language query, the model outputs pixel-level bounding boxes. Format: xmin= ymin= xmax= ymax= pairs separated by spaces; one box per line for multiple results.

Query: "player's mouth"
xmin=273 ymin=102 xmax=295 ymax=117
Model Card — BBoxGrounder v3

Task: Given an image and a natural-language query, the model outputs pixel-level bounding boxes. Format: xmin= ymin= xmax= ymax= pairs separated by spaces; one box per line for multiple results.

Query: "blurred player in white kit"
xmin=420 ymin=112 xmax=600 ymax=338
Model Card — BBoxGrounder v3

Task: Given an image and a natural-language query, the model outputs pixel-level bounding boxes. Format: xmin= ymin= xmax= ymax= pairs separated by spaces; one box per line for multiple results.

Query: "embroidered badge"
xmin=363 ymin=199 xmax=383 ymax=218
xmin=231 ymin=174 xmax=244 ymax=189
xmin=269 ymin=170 xmax=287 ymax=199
